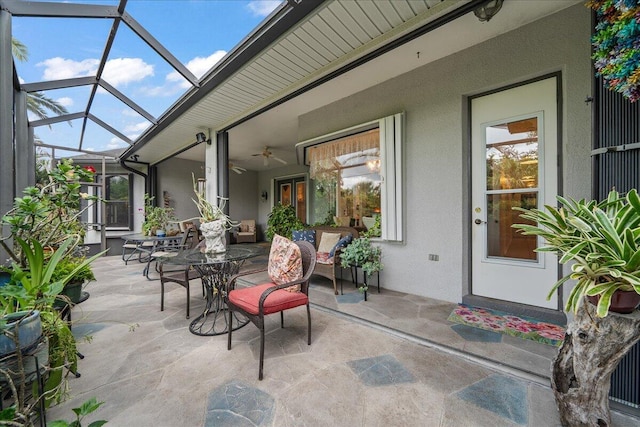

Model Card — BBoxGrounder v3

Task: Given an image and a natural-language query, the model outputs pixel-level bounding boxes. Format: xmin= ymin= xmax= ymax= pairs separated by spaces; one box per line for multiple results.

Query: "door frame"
xmin=273 ymin=173 xmax=308 ymax=223
xmin=462 ymin=72 xmax=566 ymax=324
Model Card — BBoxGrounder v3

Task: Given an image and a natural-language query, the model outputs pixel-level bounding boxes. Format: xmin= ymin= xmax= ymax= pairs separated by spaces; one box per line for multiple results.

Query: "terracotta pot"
xmin=587 ymin=290 xmax=640 ymax=314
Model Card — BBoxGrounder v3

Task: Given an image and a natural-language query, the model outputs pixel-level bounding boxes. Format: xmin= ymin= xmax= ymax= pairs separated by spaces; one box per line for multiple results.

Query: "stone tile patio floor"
xmin=44 ymin=253 xmax=639 ymax=426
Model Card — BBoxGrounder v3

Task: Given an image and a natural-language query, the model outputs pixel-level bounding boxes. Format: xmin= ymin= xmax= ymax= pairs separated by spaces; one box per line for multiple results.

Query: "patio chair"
xmin=143 ymin=227 xmax=194 ymax=279
xmin=236 ymin=219 xmax=257 ymax=243
xmin=226 ymin=238 xmax=316 ymax=380
xmin=159 ymin=239 xmax=205 ymax=319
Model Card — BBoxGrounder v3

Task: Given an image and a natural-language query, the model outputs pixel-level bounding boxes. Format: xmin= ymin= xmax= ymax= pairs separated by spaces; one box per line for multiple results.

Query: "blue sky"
xmin=11 ymin=0 xmax=283 ymax=156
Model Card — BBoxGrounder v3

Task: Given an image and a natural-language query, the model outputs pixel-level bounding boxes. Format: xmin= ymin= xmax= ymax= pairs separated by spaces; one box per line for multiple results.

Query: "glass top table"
xmin=160 ymin=245 xmax=265 ymax=336
xmin=120 ymin=233 xmax=184 ymax=278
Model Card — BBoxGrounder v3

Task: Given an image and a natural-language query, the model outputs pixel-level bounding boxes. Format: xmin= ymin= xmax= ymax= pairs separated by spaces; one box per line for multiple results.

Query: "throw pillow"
xmin=240 ymin=223 xmax=249 ymax=232
xmin=330 ymin=234 xmax=353 ymax=257
xmin=268 ymin=234 xmax=303 ymax=292
xmin=317 ymin=232 xmax=341 ymax=253
xmin=292 ymin=229 xmax=316 ymax=247
xmin=247 ymin=224 xmax=256 ymax=233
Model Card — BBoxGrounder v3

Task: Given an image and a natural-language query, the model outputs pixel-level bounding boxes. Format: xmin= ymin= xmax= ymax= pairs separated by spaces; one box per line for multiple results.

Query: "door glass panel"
xmin=296 ymin=182 xmax=306 ymax=222
xmin=486 ymin=118 xmax=538 ymax=191
xmin=486 ymin=192 xmax=538 ymax=261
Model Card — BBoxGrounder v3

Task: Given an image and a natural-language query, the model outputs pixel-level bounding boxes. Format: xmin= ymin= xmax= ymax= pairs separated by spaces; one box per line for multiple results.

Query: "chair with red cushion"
xmin=226 ymin=240 xmax=316 ymax=380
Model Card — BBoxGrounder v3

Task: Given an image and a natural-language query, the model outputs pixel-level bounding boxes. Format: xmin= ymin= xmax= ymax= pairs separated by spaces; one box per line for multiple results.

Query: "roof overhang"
xmin=123 ymin=0 xmax=583 ymax=167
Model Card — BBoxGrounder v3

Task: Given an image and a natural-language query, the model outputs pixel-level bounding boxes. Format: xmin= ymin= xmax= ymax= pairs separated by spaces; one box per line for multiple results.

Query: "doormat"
xmin=447 ymin=304 xmax=566 ymax=347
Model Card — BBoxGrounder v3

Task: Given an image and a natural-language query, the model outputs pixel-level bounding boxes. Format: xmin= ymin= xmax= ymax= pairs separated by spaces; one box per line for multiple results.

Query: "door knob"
xmin=474 ymin=219 xmax=484 ymax=225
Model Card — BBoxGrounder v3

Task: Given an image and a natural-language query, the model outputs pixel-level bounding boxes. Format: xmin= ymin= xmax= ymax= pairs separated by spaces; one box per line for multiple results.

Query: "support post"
xmin=0 ymin=9 xmax=14 ymax=266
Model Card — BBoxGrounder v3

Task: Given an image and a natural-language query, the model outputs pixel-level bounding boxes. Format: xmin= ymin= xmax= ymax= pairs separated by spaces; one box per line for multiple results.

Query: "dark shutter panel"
xmin=593 ymin=75 xmax=640 ymax=200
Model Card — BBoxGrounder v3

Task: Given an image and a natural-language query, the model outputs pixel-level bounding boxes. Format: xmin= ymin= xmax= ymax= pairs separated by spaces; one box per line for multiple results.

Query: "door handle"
xmin=474 ymin=219 xmax=486 ymax=225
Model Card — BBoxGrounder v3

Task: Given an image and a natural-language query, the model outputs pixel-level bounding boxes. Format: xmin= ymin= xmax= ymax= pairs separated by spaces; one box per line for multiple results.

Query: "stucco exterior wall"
xmin=297 ymin=4 xmax=592 ymax=303
xmin=156 ymin=158 xmax=203 ymax=225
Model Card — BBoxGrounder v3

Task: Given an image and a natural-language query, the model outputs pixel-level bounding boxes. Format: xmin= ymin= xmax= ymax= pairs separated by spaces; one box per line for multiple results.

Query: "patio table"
xmin=120 ymin=233 xmax=183 ymax=277
xmin=159 ymin=245 xmax=265 ymax=336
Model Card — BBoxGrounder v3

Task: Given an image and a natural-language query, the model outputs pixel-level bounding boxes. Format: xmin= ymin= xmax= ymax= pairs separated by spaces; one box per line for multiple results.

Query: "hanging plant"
xmin=588 ymin=0 xmax=640 ymax=102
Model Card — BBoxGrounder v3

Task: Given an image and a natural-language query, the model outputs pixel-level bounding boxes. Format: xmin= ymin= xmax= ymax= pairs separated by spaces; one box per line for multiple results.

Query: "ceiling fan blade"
xmin=273 ymin=156 xmax=287 ymax=165
xmin=231 ymin=167 xmax=242 ymax=174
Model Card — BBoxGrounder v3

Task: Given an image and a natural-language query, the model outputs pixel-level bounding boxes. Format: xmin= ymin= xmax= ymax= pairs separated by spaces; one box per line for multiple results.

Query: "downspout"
xmin=119 ymin=157 xmax=149 ymax=194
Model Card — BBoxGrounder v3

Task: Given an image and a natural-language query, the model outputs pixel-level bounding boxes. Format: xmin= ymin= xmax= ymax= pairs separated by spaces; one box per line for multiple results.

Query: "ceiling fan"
xmin=229 ymin=162 xmax=247 ymax=175
xmin=252 ymin=146 xmax=287 ymax=166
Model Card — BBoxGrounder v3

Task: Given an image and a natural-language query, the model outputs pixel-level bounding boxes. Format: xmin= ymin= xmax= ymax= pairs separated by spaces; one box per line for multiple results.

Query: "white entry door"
xmin=471 ymin=77 xmax=559 ymax=309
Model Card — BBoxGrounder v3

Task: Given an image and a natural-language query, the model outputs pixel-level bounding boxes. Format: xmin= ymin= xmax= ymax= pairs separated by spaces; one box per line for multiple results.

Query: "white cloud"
xmin=246 ymin=1 xmax=282 ymax=17
xmin=122 ymin=109 xmax=142 ymax=118
xmin=38 ymin=57 xmax=99 ymax=80
xmin=37 ymin=56 xmax=153 ymax=88
xmin=124 ymin=121 xmax=150 ymax=139
xmin=56 ymin=97 xmax=74 ymax=107
xmin=102 ymin=58 xmax=154 ymax=87
xmin=107 ymin=137 xmax=127 ymax=149
xmin=145 ymin=51 xmax=226 ymax=96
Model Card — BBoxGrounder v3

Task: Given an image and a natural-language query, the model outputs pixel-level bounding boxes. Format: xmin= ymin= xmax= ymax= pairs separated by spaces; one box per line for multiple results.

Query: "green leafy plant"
xmin=266 ymin=203 xmax=304 ymax=241
xmin=0 ymin=159 xmax=99 ymax=266
xmin=361 ymin=215 xmax=381 ymax=238
xmin=0 ymin=238 xmax=105 ymax=406
xmin=48 ymin=397 xmax=107 ymax=427
xmin=513 ymin=188 xmax=640 ymax=317
xmin=141 ymin=194 xmax=175 ymax=236
xmin=340 ymin=237 xmax=382 ymax=292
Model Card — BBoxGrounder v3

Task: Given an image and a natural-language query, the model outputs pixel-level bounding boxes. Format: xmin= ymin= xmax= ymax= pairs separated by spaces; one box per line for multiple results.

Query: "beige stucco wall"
xmin=297 ymin=4 xmax=592 ymax=303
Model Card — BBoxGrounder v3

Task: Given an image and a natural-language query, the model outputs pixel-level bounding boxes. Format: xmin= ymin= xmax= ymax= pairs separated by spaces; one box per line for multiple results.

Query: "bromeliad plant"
xmin=513 ymin=188 xmax=640 ymax=317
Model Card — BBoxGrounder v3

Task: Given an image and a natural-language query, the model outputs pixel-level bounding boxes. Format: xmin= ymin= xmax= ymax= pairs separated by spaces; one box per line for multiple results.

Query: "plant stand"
xmin=552 ymin=297 xmax=640 ymax=426
xmin=339 ymin=265 xmax=380 ymax=301
xmin=0 ymin=337 xmax=48 ymax=426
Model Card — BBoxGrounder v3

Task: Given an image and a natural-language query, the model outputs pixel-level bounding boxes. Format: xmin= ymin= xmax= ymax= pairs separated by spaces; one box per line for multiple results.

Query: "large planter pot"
xmin=587 ymin=291 xmax=640 ymax=314
xmin=0 ymin=310 xmax=42 ymax=357
xmin=200 ymin=220 xmax=227 ymax=254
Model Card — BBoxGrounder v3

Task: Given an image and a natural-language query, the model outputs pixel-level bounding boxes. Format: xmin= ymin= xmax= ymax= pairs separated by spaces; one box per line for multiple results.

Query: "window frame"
xmin=94 ymin=173 xmax=134 ymax=231
xmin=296 ymin=112 xmax=404 ymax=241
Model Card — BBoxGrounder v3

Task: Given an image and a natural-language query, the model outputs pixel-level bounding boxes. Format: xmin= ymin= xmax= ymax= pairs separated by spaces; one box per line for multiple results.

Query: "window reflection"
xmin=309 ymin=129 xmax=381 ymax=230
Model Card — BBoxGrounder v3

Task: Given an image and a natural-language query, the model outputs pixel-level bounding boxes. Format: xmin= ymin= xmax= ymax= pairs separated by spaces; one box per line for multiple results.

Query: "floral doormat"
xmin=447 ymin=304 xmax=566 ymax=347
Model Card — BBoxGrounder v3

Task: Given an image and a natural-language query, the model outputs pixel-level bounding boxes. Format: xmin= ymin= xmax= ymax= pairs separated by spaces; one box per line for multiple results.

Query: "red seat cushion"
xmin=228 ymin=283 xmax=308 ymax=315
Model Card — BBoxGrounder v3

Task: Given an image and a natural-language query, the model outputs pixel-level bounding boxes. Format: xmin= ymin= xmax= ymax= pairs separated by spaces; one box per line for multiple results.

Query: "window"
xmin=297 ymin=113 xmax=403 ymax=241
xmin=95 ymin=174 xmax=133 ymax=230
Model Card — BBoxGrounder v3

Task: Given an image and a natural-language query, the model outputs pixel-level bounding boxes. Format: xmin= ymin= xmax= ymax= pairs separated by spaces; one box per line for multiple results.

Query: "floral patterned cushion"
xmin=268 ymin=234 xmax=303 ymax=292
xmin=316 ymin=252 xmax=334 ymax=265
xmin=292 ymin=229 xmax=316 ymax=247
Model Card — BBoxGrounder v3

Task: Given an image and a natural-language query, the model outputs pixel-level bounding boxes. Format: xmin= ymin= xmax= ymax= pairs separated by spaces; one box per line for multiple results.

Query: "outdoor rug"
xmin=447 ymin=304 xmax=566 ymax=347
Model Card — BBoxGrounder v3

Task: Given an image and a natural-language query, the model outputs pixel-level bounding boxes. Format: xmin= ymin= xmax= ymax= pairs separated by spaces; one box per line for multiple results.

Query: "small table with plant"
xmin=339 ymin=237 xmax=382 ymax=301
xmin=159 ymin=244 xmax=265 ymax=336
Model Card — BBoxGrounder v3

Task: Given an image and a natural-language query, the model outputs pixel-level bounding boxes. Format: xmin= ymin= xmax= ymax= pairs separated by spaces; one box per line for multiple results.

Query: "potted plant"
xmin=513 ymin=188 xmax=640 ymax=426
xmin=0 ymin=237 xmax=104 ymax=414
xmin=340 ymin=236 xmax=382 ymax=294
xmin=0 ymin=159 xmax=99 ymax=267
xmin=189 ymin=174 xmax=236 ymax=253
xmin=141 ymin=194 xmax=176 ymax=236
xmin=513 ymin=189 xmax=640 ymax=317
xmin=265 ymin=203 xmax=304 ymax=241
xmin=50 ymin=255 xmax=96 ymax=307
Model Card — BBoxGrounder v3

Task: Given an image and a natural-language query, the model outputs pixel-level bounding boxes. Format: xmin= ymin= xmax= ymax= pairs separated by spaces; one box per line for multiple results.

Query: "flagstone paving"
xmin=43 ymin=254 xmax=639 ymax=426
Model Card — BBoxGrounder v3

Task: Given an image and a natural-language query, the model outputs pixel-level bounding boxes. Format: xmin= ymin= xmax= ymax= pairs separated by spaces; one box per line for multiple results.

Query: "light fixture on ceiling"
xmin=473 ymin=0 xmax=503 ymax=22
xmin=196 ymin=132 xmax=211 ymax=145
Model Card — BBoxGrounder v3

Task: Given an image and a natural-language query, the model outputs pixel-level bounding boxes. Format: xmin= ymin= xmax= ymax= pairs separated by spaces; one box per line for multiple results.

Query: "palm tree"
xmin=11 ymin=37 xmax=69 ymax=121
